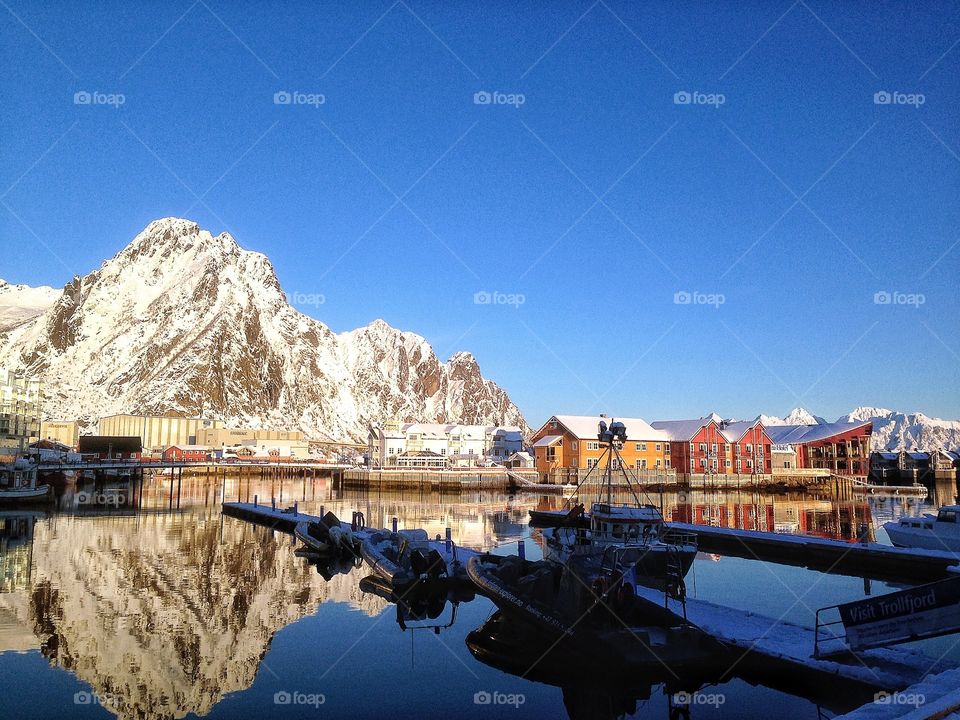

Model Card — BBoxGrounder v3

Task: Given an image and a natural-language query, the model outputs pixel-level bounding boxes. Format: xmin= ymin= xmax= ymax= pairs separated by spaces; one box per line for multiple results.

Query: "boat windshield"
xmin=937 ymin=509 xmax=958 ymax=524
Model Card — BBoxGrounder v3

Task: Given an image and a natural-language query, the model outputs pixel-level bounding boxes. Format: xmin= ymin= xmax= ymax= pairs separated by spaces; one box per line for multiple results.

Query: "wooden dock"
xmin=671 ymin=522 xmax=960 ymax=583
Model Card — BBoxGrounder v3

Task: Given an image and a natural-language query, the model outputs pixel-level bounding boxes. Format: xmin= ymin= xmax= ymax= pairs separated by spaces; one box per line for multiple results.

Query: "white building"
xmin=369 ymin=421 xmax=524 ymax=468
xmin=0 ymin=368 xmax=42 ymax=456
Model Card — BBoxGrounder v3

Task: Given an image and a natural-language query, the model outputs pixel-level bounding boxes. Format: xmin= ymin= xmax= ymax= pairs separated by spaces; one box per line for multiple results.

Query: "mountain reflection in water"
xmin=0 ymin=473 xmax=951 ymax=719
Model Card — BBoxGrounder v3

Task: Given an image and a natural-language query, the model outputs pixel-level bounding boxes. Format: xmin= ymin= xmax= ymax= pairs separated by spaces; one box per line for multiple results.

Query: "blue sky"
xmin=2 ymin=0 xmax=959 ymax=426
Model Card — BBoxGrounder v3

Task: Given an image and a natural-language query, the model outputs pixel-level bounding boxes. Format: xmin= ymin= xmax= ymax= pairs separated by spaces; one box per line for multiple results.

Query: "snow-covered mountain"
xmin=759 ymin=406 xmax=960 ymax=451
xmin=0 ymin=218 xmax=526 ymax=441
xmin=0 ymin=279 xmax=59 ymax=332
xmin=759 ymin=408 xmax=828 ymax=426
xmin=838 ymin=407 xmax=960 ymax=452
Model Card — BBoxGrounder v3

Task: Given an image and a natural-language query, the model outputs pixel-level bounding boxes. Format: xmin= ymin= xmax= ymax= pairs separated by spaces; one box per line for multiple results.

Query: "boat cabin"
xmin=589 ymin=502 xmax=664 ymax=543
xmin=936 ymin=506 xmax=959 ymax=524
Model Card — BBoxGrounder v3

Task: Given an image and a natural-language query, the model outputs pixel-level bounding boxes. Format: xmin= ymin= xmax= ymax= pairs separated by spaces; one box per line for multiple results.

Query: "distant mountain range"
xmin=760 ymin=407 xmax=960 ymax=452
xmin=0 ymin=218 xmax=526 ymax=442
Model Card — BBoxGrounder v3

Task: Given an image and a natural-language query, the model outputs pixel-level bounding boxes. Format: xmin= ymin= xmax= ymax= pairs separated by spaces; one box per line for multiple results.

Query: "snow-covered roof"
xmin=551 ymin=415 xmax=667 ymax=441
xmin=165 ymin=444 xmax=211 ymax=451
xmin=906 ymin=451 xmax=930 ymax=460
xmin=875 ymin=452 xmax=898 ymax=460
xmin=650 ymin=418 xmax=713 ymax=441
xmin=533 ymin=435 xmax=563 ymax=447
xmin=508 ymin=451 xmax=533 ymax=461
xmin=401 ymin=423 xmax=453 ymax=438
xmin=718 ymin=420 xmax=761 ymax=443
xmin=765 ymin=421 xmax=872 ymax=445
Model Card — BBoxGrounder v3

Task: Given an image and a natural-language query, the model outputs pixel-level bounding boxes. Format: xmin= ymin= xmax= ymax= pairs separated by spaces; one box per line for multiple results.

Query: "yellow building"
xmin=531 ymin=415 xmax=669 ymax=483
xmin=98 ymin=414 xmax=223 ymax=452
xmin=39 ymin=420 xmax=80 ymax=447
xmin=198 ymin=427 xmax=304 ymax=446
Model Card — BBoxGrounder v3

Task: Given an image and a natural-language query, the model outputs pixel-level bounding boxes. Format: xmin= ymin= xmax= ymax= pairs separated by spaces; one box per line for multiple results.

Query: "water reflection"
xmin=0 ymin=473 xmax=955 ymax=719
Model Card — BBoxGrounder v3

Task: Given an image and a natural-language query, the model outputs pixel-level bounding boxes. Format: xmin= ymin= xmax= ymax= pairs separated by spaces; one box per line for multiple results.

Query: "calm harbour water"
xmin=0 ymin=473 xmax=957 ymax=720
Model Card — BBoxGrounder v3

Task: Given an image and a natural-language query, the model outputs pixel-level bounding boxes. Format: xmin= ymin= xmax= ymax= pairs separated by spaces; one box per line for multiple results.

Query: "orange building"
xmin=530 ymin=415 xmax=670 ymax=483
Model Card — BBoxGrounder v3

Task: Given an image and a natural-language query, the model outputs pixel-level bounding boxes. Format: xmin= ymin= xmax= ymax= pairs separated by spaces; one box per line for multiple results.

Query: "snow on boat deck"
xmin=633 ymin=584 xmax=955 ymax=691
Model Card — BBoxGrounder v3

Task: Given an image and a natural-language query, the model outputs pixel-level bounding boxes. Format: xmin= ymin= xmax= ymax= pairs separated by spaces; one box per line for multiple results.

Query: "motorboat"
xmin=293 ymin=511 xmax=360 ymax=556
xmin=884 ymin=505 xmax=960 ymax=552
xmin=360 ymin=527 xmax=475 ymax=591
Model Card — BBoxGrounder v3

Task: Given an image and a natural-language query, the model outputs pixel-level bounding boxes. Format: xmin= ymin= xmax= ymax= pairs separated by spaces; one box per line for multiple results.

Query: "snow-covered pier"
xmin=834 ymin=667 xmax=960 ymax=719
xmin=670 ymin=522 xmax=960 ymax=583
xmin=633 ymin=584 xmax=955 ymax=696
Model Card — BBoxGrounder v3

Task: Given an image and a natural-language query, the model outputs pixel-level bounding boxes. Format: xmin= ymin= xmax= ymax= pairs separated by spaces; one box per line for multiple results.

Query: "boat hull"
xmin=294 ymin=522 xmax=332 ymax=553
xmin=884 ymin=522 xmax=960 ymax=553
xmin=0 ymin=485 xmax=52 ymax=505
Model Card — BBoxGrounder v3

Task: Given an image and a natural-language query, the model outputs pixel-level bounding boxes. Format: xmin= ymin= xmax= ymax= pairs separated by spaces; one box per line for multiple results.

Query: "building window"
xmin=546 ymin=447 xmax=556 ymax=460
xmin=641 ymin=443 xmax=647 ymax=451
xmin=664 ymin=444 xmax=670 ymax=454
xmin=689 ymin=442 xmax=695 ymax=454
xmin=551 ymin=421 xmax=558 ymax=430
xmin=699 ymin=443 xmax=706 ymax=452
xmin=587 ymin=441 xmax=599 ymax=451
xmin=725 ymin=459 xmax=731 ymax=468
xmin=735 ymin=443 xmax=740 ymax=455
xmin=746 ymin=444 xmax=753 ymax=453
xmin=587 ymin=458 xmax=597 ymax=469
xmin=655 ymin=443 xmax=661 ymax=451
xmin=656 ymin=459 xmax=661 ymax=468
xmin=665 ymin=459 xmax=671 ymax=469
xmin=571 ymin=441 xmax=578 ymax=450
xmin=711 ymin=443 xmax=717 ymax=454
xmin=724 ymin=444 xmax=729 ymax=453
xmin=700 ymin=458 xmax=707 ymax=468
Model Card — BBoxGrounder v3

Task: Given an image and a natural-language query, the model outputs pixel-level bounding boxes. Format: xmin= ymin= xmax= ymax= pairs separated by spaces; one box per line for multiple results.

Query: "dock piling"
xmin=392 ymin=517 xmax=398 ymax=533
xmin=518 ymin=540 xmax=525 ymax=559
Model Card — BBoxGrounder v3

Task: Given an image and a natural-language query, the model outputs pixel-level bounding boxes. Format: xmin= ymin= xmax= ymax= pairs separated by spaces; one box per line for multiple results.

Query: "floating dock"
xmin=670 ymin=522 xmax=960 ymax=583
xmin=221 ymin=501 xmax=482 ymax=577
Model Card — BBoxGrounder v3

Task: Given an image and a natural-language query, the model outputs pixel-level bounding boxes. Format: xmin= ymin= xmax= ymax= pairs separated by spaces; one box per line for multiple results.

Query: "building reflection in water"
xmin=0 ymin=471 xmax=951 ymax=719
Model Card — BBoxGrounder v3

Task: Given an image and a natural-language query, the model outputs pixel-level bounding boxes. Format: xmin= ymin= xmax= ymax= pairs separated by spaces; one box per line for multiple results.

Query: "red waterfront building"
xmin=161 ymin=445 xmax=212 ymax=462
xmin=718 ymin=420 xmax=774 ymax=475
xmin=651 ymin=415 xmax=774 ymax=476
xmin=765 ymin=421 xmax=872 ymax=476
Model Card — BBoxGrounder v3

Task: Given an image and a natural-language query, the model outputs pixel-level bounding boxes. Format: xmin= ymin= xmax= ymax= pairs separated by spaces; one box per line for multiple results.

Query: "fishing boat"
xmin=539 ymin=420 xmax=697 ymax=589
xmin=466 ymin=552 xmax=717 ymax=670
xmin=0 ymin=459 xmax=51 ymax=505
xmin=884 ymin=505 xmax=960 ymax=552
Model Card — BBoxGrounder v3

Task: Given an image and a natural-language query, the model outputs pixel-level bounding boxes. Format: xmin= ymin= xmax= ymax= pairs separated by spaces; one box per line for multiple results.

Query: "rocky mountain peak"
xmin=0 ymin=219 xmax=527 ymax=441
